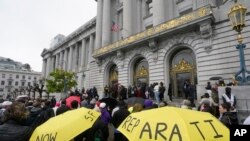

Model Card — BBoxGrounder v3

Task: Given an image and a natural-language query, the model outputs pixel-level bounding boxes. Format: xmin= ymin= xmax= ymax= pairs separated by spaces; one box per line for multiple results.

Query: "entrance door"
xmin=133 ymin=58 xmax=149 ymax=87
xmin=109 ymin=65 xmax=118 ymax=98
xmin=170 ymin=49 xmax=196 ymax=98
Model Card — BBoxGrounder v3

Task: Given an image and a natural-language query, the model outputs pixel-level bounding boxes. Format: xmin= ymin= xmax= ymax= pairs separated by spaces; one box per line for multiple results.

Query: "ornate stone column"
xmin=42 ymin=59 xmax=46 ymax=77
xmin=55 ymin=54 xmax=59 ymax=69
xmin=63 ymin=50 xmax=67 ymax=70
xmin=46 ymin=57 xmax=51 ymax=77
xmin=72 ymin=45 xmax=77 ymax=71
xmin=51 ymin=56 xmax=55 ymax=71
xmin=68 ymin=46 xmax=73 ymax=71
xmin=102 ymin=0 xmax=111 ymax=46
xmin=166 ymin=0 xmax=175 ymax=20
xmin=196 ymin=0 xmax=210 ymax=8
xmin=59 ymin=51 xmax=63 ymax=69
xmin=123 ymin=0 xmax=133 ymax=38
xmin=88 ymin=34 xmax=94 ymax=63
xmin=153 ymin=0 xmax=166 ymax=26
xmin=137 ymin=0 xmax=142 ymax=32
xmin=81 ymin=39 xmax=86 ymax=70
xmin=95 ymin=0 xmax=103 ymax=49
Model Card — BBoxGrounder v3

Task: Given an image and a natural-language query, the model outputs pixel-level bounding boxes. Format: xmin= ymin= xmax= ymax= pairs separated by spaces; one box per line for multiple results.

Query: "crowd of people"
xmin=0 ymin=80 xmax=249 ymax=141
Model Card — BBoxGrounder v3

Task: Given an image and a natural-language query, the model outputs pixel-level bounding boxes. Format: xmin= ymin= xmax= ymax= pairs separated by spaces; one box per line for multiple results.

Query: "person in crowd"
xmin=0 ymin=102 xmax=34 ymax=141
xmin=127 ymin=85 xmax=133 ymax=98
xmin=111 ymin=101 xmax=130 ymax=141
xmin=104 ymin=85 xmax=109 ymax=97
xmin=25 ymin=100 xmax=34 ymax=111
xmin=222 ymin=87 xmax=237 ymax=111
xmin=205 ymin=81 xmax=212 ymax=90
xmin=52 ymin=102 xmax=60 ymax=116
xmin=66 ymin=91 xmax=81 ymax=109
xmin=159 ymin=82 xmax=166 ymax=101
xmin=132 ymin=103 xmax=143 ymax=113
xmin=168 ymin=83 xmax=173 ymax=102
xmin=50 ymin=96 xmax=56 ymax=108
xmin=99 ymin=103 xmax=111 ymax=125
xmin=41 ymin=100 xmax=55 ymax=121
xmin=118 ymin=85 xmax=127 ymax=100
xmin=200 ymin=93 xmax=218 ymax=107
xmin=219 ymin=79 xmax=226 ymax=86
xmin=25 ymin=98 xmax=43 ymax=126
xmin=153 ymin=82 xmax=160 ymax=107
xmin=0 ymin=101 xmax=12 ymax=125
xmin=56 ymin=99 xmax=70 ymax=116
xmin=83 ymin=116 xmax=109 ymax=141
xmin=219 ymin=103 xmax=238 ymax=128
xmin=199 ymin=103 xmax=213 ymax=114
xmin=183 ymin=80 xmax=190 ymax=99
xmin=71 ymin=100 xmax=79 ymax=110
xmin=181 ymin=99 xmax=192 ymax=109
xmin=80 ymin=97 xmax=88 ymax=108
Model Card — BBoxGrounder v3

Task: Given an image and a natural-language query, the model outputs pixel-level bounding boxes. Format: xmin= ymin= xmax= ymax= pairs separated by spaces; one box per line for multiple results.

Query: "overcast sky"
xmin=0 ymin=0 xmax=97 ymax=72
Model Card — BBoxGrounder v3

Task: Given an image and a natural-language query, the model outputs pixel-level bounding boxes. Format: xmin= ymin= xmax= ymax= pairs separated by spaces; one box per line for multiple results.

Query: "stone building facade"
xmin=0 ymin=57 xmax=41 ymax=99
xmin=41 ymin=0 xmax=250 ymax=100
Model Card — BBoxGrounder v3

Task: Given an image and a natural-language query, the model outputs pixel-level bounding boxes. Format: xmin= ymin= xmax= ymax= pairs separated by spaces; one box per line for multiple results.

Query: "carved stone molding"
xmin=199 ymin=20 xmax=213 ymax=53
xmin=95 ymin=58 xmax=102 ymax=66
xmin=153 ymin=52 xmax=158 ymax=63
xmin=117 ymin=50 xmax=124 ymax=60
xmin=148 ymin=39 xmax=158 ymax=52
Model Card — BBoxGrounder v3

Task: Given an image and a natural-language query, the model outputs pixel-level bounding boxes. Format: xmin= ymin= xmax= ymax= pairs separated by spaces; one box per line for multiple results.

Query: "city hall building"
xmin=41 ymin=0 xmax=250 ymax=100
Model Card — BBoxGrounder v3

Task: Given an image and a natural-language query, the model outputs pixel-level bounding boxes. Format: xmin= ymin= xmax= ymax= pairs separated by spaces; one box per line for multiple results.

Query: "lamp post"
xmin=228 ymin=2 xmax=249 ymax=85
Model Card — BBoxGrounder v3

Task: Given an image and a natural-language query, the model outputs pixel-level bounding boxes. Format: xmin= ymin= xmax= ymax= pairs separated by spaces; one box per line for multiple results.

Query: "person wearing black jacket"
xmin=219 ymin=103 xmax=238 ymax=128
xmin=56 ymin=99 xmax=70 ymax=115
xmin=111 ymin=100 xmax=130 ymax=141
xmin=0 ymin=102 xmax=34 ymax=141
xmin=82 ymin=117 xmax=109 ymax=141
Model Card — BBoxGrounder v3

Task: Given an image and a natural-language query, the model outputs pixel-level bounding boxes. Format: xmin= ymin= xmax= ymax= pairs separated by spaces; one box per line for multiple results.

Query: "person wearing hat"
xmin=99 ymin=102 xmax=111 ymax=125
xmin=200 ymin=93 xmax=218 ymax=107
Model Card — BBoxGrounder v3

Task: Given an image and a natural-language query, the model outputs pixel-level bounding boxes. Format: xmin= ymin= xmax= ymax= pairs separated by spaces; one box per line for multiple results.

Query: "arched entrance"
xmin=108 ymin=64 xmax=118 ymax=98
xmin=109 ymin=64 xmax=118 ymax=85
xmin=133 ymin=58 xmax=149 ymax=88
xmin=169 ymin=49 xmax=197 ymax=98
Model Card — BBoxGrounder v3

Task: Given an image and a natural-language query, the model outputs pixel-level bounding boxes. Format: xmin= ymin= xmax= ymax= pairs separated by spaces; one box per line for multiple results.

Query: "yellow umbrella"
xmin=30 ymin=107 xmax=100 ymax=141
xmin=118 ymin=107 xmax=229 ymax=141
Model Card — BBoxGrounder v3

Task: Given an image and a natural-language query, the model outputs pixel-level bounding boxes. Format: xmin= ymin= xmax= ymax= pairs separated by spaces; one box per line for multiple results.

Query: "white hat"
xmin=100 ymin=102 xmax=106 ymax=108
xmin=2 ymin=101 xmax=12 ymax=106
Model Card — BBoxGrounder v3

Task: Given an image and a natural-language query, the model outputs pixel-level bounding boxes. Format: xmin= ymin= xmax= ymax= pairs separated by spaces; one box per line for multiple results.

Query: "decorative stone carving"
xmin=95 ymin=58 xmax=102 ymax=66
xmin=171 ymin=58 xmax=193 ymax=72
xmin=117 ymin=50 xmax=124 ymax=60
xmin=152 ymin=52 xmax=158 ymax=63
xmin=148 ymin=39 xmax=158 ymax=52
xmin=199 ymin=20 xmax=213 ymax=53
xmin=136 ymin=66 xmax=148 ymax=77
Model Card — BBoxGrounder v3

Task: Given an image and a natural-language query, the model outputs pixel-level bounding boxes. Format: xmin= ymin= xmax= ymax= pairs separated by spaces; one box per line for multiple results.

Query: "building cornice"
xmin=42 ymin=17 xmax=96 ymax=56
xmin=93 ymin=5 xmax=214 ymax=58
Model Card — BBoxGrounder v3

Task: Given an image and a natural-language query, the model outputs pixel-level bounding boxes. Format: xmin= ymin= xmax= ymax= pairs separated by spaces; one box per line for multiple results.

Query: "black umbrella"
xmin=99 ymin=97 xmax=118 ymax=110
xmin=209 ymin=76 xmax=223 ymax=80
xmin=125 ymin=97 xmax=145 ymax=106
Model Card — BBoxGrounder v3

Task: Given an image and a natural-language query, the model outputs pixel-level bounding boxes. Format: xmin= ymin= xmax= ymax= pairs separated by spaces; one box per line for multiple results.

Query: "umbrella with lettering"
xmin=30 ymin=107 xmax=100 ymax=141
xmin=118 ymin=106 xmax=229 ymax=141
